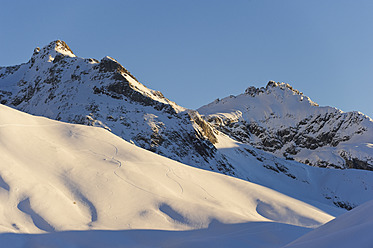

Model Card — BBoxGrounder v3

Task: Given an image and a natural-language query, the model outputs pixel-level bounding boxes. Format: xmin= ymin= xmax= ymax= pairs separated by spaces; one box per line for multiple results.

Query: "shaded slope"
xmin=0 ymin=222 xmax=311 ymax=248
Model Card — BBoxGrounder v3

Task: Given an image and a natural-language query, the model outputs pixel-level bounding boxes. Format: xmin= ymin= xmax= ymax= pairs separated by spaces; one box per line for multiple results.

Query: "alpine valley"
xmin=0 ymin=40 xmax=372 ymax=248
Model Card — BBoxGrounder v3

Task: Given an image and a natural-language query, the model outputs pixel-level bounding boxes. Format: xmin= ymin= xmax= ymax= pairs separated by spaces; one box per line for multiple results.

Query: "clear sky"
xmin=1 ymin=0 xmax=372 ymax=118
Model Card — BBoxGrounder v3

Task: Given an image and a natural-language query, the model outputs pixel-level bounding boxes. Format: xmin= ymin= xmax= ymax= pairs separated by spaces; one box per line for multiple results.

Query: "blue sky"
xmin=1 ymin=0 xmax=372 ymax=117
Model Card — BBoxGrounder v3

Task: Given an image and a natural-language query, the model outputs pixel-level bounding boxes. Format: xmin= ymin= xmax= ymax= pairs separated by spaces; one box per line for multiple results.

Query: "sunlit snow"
xmin=0 ymin=104 xmax=334 ymax=247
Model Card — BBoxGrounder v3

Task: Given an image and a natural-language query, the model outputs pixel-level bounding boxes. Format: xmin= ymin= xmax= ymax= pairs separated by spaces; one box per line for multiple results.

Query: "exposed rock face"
xmin=199 ymin=81 xmax=373 ymax=171
xmin=0 ymin=40 xmax=232 ymax=173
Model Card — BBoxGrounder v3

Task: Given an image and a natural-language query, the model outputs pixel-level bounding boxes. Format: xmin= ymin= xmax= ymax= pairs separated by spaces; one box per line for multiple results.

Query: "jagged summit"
xmin=47 ymin=40 xmax=74 ymax=54
xmin=243 ymin=81 xmax=319 ymax=107
xmin=266 ymin=81 xmax=302 ymax=94
xmin=31 ymin=40 xmax=76 ymax=62
xmin=245 ymin=81 xmax=299 ymax=95
xmin=200 ymin=81 xmax=319 ymax=115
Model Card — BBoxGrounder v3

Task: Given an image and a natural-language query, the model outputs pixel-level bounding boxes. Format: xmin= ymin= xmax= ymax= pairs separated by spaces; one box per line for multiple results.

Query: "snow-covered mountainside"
xmin=0 ymin=103 xmax=335 ymax=247
xmin=211 ymin=133 xmax=373 ymax=212
xmin=1 ymin=41 xmax=373 ymax=212
xmin=199 ymin=81 xmax=373 ymax=171
xmin=0 ymin=40 xmax=228 ymax=172
xmin=0 ymin=98 xmax=372 ymax=247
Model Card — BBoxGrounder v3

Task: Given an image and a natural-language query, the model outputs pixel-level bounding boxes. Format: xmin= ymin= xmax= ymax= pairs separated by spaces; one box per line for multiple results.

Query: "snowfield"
xmin=0 ymin=104 xmax=337 ymax=247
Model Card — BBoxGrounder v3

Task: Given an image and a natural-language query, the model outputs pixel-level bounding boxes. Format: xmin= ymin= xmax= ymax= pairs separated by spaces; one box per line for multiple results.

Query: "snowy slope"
xmin=198 ymin=81 xmax=373 ymax=171
xmin=283 ymin=200 xmax=373 ymax=248
xmin=213 ymin=132 xmax=373 ymax=212
xmin=0 ymin=104 xmax=334 ymax=247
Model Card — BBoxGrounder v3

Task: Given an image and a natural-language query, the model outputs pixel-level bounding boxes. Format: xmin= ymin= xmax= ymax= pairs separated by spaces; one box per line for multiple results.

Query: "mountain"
xmin=0 ymin=103 xmax=334 ymax=247
xmin=1 ymin=41 xmax=373 ymax=212
xmin=198 ymin=81 xmax=373 ymax=171
xmin=0 ymin=40 xmax=229 ymax=173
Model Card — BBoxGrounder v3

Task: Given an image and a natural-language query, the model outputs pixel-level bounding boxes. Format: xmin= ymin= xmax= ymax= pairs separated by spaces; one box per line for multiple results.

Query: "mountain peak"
xmin=46 ymin=40 xmax=75 ymax=56
xmin=266 ymin=81 xmax=302 ymax=94
xmin=245 ymin=81 xmax=303 ymax=97
xmin=31 ymin=40 xmax=76 ymax=62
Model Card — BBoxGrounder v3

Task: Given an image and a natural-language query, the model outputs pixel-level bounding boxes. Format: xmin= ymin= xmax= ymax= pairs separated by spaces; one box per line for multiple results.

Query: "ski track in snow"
xmin=165 ymin=167 xmax=184 ymax=195
xmin=197 ymin=184 xmax=217 ymax=200
xmin=78 ymin=132 xmax=188 ymax=198
xmin=77 ymin=133 xmax=216 ymax=201
xmin=73 ymin=132 xmax=171 ymax=199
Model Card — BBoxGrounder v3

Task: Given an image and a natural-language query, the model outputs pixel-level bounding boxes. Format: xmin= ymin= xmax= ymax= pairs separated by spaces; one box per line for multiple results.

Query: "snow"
xmin=0 ymin=222 xmax=311 ymax=248
xmin=213 ymin=131 xmax=373 ymax=215
xmin=0 ymin=104 xmax=334 ymax=247
xmin=283 ymin=199 xmax=373 ymax=248
xmin=1 ymin=41 xmax=373 ymax=247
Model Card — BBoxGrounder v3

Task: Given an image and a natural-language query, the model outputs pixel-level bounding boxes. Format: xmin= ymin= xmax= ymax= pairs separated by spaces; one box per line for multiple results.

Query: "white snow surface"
xmin=283 ymin=199 xmax=373 ymax=248
xmin=0 ymin=104 xmax=335 ymax=247
xmin=213 ymin=132 xmax=373 ymax=214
